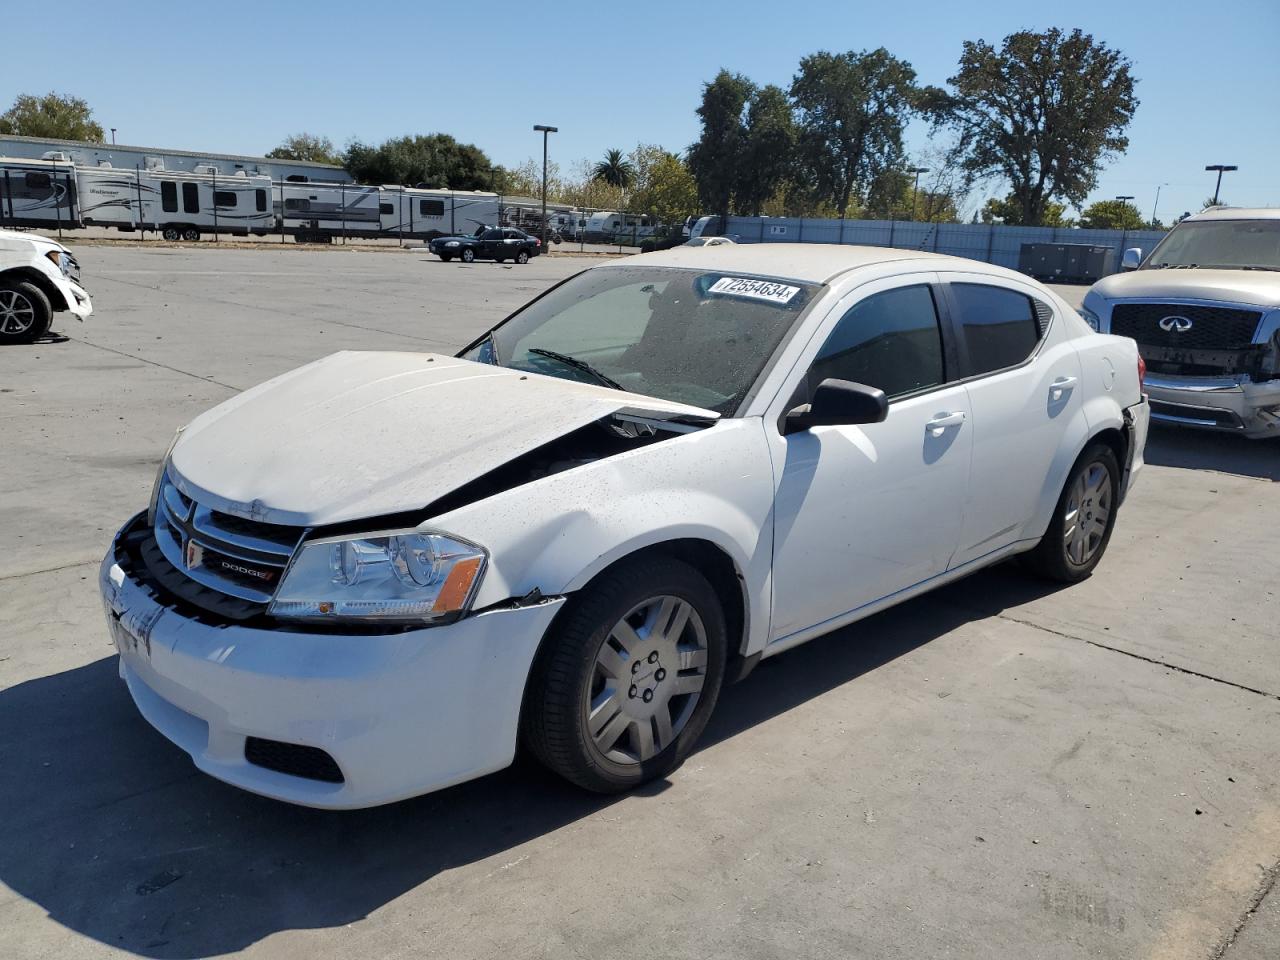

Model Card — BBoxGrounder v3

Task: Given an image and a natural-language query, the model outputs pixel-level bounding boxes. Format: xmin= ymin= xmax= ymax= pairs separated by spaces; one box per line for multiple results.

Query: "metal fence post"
xmin=985 ymin=222 xmax=995 ymax=264
xmin=888 ymin=219 xmax=895 ymax=248
xmin=279 ymin=180 xmax=285 ymax=243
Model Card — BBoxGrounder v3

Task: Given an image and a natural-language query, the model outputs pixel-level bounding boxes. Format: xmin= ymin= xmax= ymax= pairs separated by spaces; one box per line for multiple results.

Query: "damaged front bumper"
xmin=100 ymin=514 xmax=564 ymax=809
xmin=1144 ymin=374 xmax=1280 ymax=438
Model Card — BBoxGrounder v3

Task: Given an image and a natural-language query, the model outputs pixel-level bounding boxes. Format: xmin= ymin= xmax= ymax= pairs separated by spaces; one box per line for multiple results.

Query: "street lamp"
xmin=533 ymin=124 xmax=558 ymax=250
xmin=110 ymin=128 xmax=117 ymax=145
xmin=1205 ymin=164 xmax=1237 ymax=205
xmin=906 ymin=166 xmax=929 ymax=220
xmin=1150 ymin=183 xmax=1169 ymax=229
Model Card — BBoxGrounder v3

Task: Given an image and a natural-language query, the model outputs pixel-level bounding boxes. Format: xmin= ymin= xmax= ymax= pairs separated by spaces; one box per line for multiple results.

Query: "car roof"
xmin=614 ymin=242 xmax=1024 ymax=286
xmin=1185 ymin=207 xmax=1280 ymax=222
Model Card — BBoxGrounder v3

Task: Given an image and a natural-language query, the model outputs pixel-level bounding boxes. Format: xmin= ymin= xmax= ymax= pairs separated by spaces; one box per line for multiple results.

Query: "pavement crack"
xmin=0 ymin=557 xmax=100 ymax=581
xmin=1213 ymin=858 xmax=1280 ymax=959
xmin=61 ymin=335 xmax=240 ymax=391
xmin=941 ymin=598 xmax=1280 ymax=702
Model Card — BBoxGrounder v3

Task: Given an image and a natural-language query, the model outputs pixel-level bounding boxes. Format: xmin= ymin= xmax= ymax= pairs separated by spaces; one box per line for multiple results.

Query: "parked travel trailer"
xmin=0 ymin=156 xmax=274 ymax=239
xmin=379 ymin=188 xmax=500 ymax=241
xmin=279 ymin=182 xmax=382 ymax=242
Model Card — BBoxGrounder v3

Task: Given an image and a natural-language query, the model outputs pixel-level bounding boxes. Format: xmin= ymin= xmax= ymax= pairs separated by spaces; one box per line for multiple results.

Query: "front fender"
xmin=433 ymin=419 xmax=776 ymax=654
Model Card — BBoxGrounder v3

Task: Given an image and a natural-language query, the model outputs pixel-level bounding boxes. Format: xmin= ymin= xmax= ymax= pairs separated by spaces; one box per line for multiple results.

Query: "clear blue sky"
xmin=7 ymin=0 xmax=1277 ymax=221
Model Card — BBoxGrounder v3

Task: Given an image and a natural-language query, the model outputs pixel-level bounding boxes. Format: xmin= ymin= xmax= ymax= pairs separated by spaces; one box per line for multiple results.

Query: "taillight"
xmin=1137 ymin=353 xmax=1147 ymax=392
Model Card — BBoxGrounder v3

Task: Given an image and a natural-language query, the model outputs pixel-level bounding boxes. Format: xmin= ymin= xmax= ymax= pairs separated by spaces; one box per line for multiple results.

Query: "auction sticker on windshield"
xmin=707 ymin=277 xmax=801 ymax=304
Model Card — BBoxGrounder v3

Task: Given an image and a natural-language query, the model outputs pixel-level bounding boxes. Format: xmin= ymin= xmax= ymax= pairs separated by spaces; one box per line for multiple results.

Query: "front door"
xmin=768 ymin=278 xmax=973 ymax=642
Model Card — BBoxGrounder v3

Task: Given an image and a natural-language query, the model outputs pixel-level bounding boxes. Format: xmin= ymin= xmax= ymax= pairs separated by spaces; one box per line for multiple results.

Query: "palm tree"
xmin=593 ymin=148 xmax=635 ymax=192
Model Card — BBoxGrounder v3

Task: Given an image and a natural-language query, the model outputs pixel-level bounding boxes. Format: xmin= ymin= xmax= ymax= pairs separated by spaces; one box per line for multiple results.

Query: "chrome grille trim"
xmin=153 ymin=472 xmax=305 ymax=604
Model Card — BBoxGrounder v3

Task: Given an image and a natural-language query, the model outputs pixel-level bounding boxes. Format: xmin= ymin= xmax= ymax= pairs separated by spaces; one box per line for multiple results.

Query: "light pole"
xmin=533 ymin=124 xmax=557 ymax=250
xmin=110 ymin=128 xmax=117 ymax=145
xmin=1115 ymin=196 xmax=1135 ymax=250
xmin=1205 ymin=164 xmax=1237 ymax=205
xmin=906 ymin=166 xmax=929 ymax=220
xmin=1150 ymin=183 xmax=1169 ymax=228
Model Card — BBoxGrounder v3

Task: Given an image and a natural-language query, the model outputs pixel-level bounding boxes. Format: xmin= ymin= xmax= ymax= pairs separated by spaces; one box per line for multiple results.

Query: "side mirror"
xmin=1121 ymin=247 xmax=1143 ymax=270
xmin=784 ymin=379 xmax=888 ymax=434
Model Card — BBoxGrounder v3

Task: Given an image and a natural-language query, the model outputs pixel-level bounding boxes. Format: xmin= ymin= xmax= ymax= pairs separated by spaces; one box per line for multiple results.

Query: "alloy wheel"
xmin=586 ymin=595 xmax=709 ymax=764
xmin=1064 ymin=461 xmax=1112 ymax=567
xmin=0 ymin=290 xmax=36 ymax=336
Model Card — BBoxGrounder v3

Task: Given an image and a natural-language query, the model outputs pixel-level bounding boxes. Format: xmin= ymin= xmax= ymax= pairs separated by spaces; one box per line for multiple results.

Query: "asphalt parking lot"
xmin=2 ymin=244 xmax=1277 ymax=960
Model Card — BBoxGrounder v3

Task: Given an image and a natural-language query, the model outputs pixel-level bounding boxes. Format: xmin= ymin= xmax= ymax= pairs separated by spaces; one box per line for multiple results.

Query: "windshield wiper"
xmin=527 ymin=348 xmax=625 ymax=391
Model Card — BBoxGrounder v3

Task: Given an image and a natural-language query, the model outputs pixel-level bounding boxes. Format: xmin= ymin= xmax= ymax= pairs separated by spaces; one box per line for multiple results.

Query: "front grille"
xmin=245 ymin=737 xmax=345 ymax=783
xmin=153 ymin=472 xmax=304 ymax=605
xmin=1110 ymin=303 xmax=1262 ymax=350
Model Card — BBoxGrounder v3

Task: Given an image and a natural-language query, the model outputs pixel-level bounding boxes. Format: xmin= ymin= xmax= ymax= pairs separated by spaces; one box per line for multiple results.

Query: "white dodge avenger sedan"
xmin=101 ymin=245 xmax=1149 ymax=808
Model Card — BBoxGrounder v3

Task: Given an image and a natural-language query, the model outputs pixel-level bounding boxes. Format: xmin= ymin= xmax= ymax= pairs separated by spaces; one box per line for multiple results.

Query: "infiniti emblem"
xmin=1159 ymin=315 xmax=1193 ymax=333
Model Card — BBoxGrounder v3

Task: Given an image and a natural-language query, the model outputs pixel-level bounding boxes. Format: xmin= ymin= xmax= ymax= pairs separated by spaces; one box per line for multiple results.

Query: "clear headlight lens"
xmin=269 ymin=530 xmax=486 ymax=623
xmin=446 ymin=240 xmax=460 ymax=247
xmin=1080 ymin=305 xmax=1101 ymax=332
xmin=147 ymin=430 xmax=184 ymax=526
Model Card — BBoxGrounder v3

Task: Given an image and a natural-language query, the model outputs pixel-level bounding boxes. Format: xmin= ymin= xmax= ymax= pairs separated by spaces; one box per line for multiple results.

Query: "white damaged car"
xmin=0 ymin=228 xmax=92 ymax=343
xmin=101 ymin=244 xmax=1149 ymax=808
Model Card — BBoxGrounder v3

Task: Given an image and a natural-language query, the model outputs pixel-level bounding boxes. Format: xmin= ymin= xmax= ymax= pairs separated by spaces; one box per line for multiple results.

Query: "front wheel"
xmin=461 ymin=248 xmax=476 ymax=263
xmin=0 ymin=281 xmax=53 ymax=344
xmin=162 ymin=225 xmax=181 ymax=242
xmin=1023 ymin=441 xmax=1121 ymax=582
xmin=516 ymin=249 xmax=530 ymax=264
xmin=523 ymin=555 xmax=727 ymax=793
xmin=439 ymin=254 xmax=453 ymax=262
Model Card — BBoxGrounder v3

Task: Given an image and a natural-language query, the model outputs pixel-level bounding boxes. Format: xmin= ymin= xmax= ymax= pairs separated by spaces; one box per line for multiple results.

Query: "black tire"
xmin=0 ymin=280 xmax=53 ymax=345
xmin=439 ymin=254 xmax=452 ymax=262
xmin=162 ymin=225 xmax=181 ymax=242
xmin=522 ymin=555 xmax=728 ymax=793
xmin=495 ymin=256 xmax=507 ymax=264
xmin=516 ymin=249 xmax=530 ymax=264
xmin=1023 ymin=441 xmax=1121 ymax=583
xmin=461 ymin=248 xmax=476 ymax=263
xmin=181 ymin=227 xmax=200 ymax=242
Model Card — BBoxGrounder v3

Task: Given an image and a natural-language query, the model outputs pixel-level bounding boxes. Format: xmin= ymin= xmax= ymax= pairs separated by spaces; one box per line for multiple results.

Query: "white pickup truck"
xmin=0 ymin=228 xmax=93 ymax=343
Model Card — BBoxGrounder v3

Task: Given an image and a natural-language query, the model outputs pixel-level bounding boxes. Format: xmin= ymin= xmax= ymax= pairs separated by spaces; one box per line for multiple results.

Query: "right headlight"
xmin=268 ymin=529 xmax=486 ymax=624
xmin=1080 ymin=305 xmax=1101 ymax=332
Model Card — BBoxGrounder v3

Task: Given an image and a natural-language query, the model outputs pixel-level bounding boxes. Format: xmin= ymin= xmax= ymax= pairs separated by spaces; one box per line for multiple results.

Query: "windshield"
xmin=1144 ymin=219 xmax=1280 ymax=270
xmin=463 ymin=266 xmax=819 ymax=414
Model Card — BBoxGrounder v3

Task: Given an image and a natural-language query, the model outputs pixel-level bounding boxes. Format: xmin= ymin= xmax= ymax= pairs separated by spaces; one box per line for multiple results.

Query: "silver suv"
xmin=1082 ymin=208 xmax=1280 ymax=438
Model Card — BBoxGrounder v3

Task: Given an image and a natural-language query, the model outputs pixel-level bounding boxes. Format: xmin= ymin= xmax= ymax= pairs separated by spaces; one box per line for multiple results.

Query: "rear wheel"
xmin=181 ymin=227 xmax=200 ymax=242
xmin=523 ymin=556 xmax=727 ymax=793
xmin=516 ymin=249 xmax=530 ymax=264
xmin=1024 ymin=441 xmax=1121 ymax=583
xmin=162 ymin=225 xmax=181 ymax=242
xmin=0 ymin=281 xmax=53 ymax=344
xmin=461 ymin=248 xmax=476 ymax=263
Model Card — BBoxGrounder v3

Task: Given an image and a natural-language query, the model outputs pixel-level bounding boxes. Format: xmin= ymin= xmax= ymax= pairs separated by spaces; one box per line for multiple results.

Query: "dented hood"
xmin=169 ymin=351 xmax=718 ymax=527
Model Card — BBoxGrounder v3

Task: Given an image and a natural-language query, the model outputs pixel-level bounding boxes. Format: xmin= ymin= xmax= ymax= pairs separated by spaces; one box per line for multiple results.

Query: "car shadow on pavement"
xmin=1143 ymin=423 xmax=1279 ymax=482
xmin=0 ymin=567 xmax=1063 ymax=959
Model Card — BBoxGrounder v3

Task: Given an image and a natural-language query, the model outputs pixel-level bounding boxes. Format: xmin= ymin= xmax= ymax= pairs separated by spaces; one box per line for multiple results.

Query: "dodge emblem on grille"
xmin=185 ymin=540 xmax=205 ymax=570
xmin=1158 ymin=315 xmax=1193 ymax=332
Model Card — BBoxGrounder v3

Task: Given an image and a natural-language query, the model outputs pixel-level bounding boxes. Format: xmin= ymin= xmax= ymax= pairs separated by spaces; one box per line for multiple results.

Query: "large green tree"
xmin=266 ymin=133 xmax=341 ymax=165
xmin=688 ymin=70 xmax=756 ymax=220
xmin=0 ymin=92 xmax=104 ymax=141
xmin=345 ymin=134 xmax=495 ymax=190
xmin=737 ymin=85 xmax=796 ymax=217
xmin=923 ymin=28 xmax=1138 ymax=226
xmin=980 ymin=193 xmax=1071 ymax=227
xmin=790 ymin=49 xmax=918 ymax=218
xmin=1079 ymin=199 xmax=1145 ymax=230
xmin=631 ymin=152 xmax=699 ymax=228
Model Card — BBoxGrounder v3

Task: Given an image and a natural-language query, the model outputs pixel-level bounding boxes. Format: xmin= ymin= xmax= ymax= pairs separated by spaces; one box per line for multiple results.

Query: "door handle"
xmin=925 ymin=411 xmax=966 ymax=434
xmin=1050 ymin=376 xmax=1078 ymax=401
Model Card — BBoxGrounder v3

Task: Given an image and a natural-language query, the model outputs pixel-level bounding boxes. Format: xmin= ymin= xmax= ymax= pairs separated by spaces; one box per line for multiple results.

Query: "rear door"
xmin=938 ymin=275 xmax=1085 ymax=567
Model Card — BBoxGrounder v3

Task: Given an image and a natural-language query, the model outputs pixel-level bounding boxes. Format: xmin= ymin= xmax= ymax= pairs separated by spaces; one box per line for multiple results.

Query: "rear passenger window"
xmin=811 ymin=285 xmax=945 ymax=399
xmin=951 ymin=284 xmax=1041 ymax=376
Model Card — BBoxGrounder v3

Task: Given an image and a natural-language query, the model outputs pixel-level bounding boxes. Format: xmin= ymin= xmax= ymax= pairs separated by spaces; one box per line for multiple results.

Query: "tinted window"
xmin=255 ymin=189 xmax=267 ymax=212
xmin=419 ymin=198 xmax=445 ymax=217
xmin=285 ymin=175 xmax=307 ymax=183
xmin=214 ymin=191 xmax=236 ymax=207
xmin=182 ymin=182 xmax=199 ymax=213
xmin=25 ymin=172 xmax=51 ymax=190
xmin=284 ymin=198 xmax=309 ymax=211
xmin=951 ymin=284 xmax=1040 ymax=376
xmin=161 ymin=181 xmax=178 ymax=213
xmin=379 ymin=202 xmax=393 ymax=215
xmin=481 ymin=229 xmax=503 ymax=241
xmin=811 ymin=285 xmax=945 ymax=399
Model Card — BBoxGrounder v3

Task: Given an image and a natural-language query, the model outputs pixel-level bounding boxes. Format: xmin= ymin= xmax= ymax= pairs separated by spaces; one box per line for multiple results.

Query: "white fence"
xmin=715 ymin=216 xmax=1167 ymax=276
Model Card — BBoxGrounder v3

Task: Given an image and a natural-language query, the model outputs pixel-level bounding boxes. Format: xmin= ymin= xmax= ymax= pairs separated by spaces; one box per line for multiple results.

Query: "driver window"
xmin=811 ymin=285 xmax=945 ymax=399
